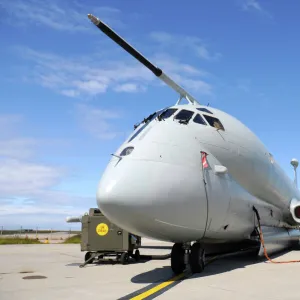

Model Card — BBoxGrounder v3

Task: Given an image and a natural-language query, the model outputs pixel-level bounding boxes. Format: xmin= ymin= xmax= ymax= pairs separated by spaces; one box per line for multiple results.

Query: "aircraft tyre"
xmin=190 ymin=242 xmax=205 ymax=273
xmin=171 ymin=243 xmax=185 ymax=274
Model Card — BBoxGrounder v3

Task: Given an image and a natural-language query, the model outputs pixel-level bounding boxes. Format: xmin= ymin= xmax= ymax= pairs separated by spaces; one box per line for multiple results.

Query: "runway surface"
xmin=1 ymin=238 xmax=300 ymax=300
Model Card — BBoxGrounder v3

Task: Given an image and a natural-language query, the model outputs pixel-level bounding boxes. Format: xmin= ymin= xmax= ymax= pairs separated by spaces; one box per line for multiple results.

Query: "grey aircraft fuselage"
xmin=97 ymin=103 xmax=300 ymax=244
xmin=86 ymin=13 xmax=300 ymax=248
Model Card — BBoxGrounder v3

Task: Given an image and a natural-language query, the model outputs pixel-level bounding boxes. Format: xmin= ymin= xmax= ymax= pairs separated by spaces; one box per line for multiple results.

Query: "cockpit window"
xmin=157 ymin=108 xmax=178 ymax=120
xmin=129 ymin=109 xmax=165 ymax=142
xmin=174 ymin=109 xmax=194 ymax=124
xmin=197 ymin=108 xmax=213 ymax=114
xmin=203 ymin=114 xmax=225 ymax=130
xmin=193 ymin=114 xmax=207 ymax=125
xmin=134 ymin=112 xmax=157 ymax=129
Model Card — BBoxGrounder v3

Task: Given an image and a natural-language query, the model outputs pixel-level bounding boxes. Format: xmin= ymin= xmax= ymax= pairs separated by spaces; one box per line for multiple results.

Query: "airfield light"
xmin=291 ymin=158 xmax=299 ymax=188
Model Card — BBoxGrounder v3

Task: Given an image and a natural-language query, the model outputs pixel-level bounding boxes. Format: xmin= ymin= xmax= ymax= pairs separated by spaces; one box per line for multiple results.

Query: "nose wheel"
xmin=171 ymin=243 xmax=185 ymax=274
xmin=190 ymin=242 xmax=205 ymax=273
xmin=171 ymin=242 xmax=205 ymax=275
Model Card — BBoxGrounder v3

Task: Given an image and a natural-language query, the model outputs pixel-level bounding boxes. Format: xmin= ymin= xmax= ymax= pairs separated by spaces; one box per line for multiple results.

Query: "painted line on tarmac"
xmin=118 ymin=272 xmax=187 ymax=300
xmin=118 ymin=256 xmax=219 ymax=300
xmin=130 ymin=272 xmax=186 ymax=300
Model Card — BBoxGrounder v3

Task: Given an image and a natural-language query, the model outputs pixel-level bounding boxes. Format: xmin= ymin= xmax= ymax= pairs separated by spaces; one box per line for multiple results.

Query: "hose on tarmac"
xmin=139 ymin=254 xmax=171 ymax=260
xmin=253 ymin=206 xmax=300 ymax=264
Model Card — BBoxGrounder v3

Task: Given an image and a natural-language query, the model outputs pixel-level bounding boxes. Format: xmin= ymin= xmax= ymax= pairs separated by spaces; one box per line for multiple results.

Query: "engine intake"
xmin=295 ymin=206 xmax=300 ymax=218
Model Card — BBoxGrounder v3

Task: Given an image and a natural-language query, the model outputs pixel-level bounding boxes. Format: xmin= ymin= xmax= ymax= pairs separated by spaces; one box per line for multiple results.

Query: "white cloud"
xmin=0 ymin=156 xmax=95 ymax=226
xmin=153 ymin=53 xmax=209 ymax=77
xmin=73 ymin=80 xmax=109 ymax=95
xmin=75 ymin=103 xmax=121 ymax=139
xmin=61 ymin=89 xmax=80 ymax=98
xmin=0 ymin=114 xmax=87 ymax=218
xmin=0 ymin=0 xmax=123 ymax=32
xmin=17 ymin=47 xmax=152 ymax=97
xmin=4 ymin=0 xmax=217 ymax=100
xmin=151 ymin=54 xmax=213 ymax=95
xmin=0 ymin=113 xmax=98 ymax=228
xmin=174 ymin=77 xmax=212 ymax=95
xmin=195 ymin=45 xmax=222 ymax=61
xmin=0 ymin=204 xmax=84 ymax=217
xmin=0 ymin=197 xmax=94 ymax=229
xmin=0 ymin=114 xmax=22 ymax=127
xmin=0 ymin=114 xmax=38 ymax=159
xmin=114 ymin=83 xmax=146 ymax=93
xmin=16 ymin=46 xmax=212 ymax=98
xmin=0 ymin=114 xmax=23 ymax=138
xmin=0 ymin=113 xmax=68 ymax=160
xmin=150 ymin=32 xmax=222 ymax=61
xmin=0 ymin=156 xmax=90 ymax=228
xmin=236 ymin=79 xmax=251 ymax=93
xmin=0 ymin=158 xmax=64 ymax=195
xmin=0 ymin=113 xmax=74 ymax=159
xmin=242 ymin=0 xmax=262 ymax=11
xmin=239 ymin=0 xmax=272 ymax=18
xmin=4 ymin=0 xmax=216 ymax=99
xmin=0 ymin=138 xmax=37 ymax=159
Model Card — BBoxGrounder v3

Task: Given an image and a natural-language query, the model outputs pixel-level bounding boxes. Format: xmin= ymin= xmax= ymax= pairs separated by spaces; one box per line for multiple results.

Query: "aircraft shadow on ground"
xmin=131 ymin=249 xmax=296 ymax=284
xmin=65 ymin=257 xmax=152 ymax=267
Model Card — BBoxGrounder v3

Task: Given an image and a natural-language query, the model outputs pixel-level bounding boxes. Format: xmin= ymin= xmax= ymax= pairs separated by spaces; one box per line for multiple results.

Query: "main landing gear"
xmin=171 ymin=242 xmax=205 ymax=275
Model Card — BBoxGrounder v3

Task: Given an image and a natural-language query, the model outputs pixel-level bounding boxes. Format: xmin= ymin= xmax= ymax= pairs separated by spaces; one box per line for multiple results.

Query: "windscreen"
xmin=174 ymin=109 xmax=194 ymax=124
xmin=203 ymin=115 xmax=225 ymax=130
xmin=193 ymin=114 xmax=207 ymax=125
xmin=158 ymin=108 xmax=178 ymax=120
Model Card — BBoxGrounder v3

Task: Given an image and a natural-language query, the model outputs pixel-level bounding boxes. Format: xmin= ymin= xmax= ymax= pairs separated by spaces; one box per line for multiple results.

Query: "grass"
xmin=1 ymin=230 xmax=81 ymax=235
xmin=0 ymin=238 xmax=42 ymax=245
xmin=63 ymin=234 xmax=81 ymax=244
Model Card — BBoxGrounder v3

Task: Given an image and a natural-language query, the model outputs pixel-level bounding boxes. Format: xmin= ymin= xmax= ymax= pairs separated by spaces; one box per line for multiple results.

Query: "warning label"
xmin=96 ymin=223 xmax=109 ymax=236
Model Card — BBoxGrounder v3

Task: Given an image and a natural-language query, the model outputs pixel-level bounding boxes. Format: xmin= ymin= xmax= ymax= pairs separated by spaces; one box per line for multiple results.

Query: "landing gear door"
xmin=201 ymin=152 xmax=231 ymax=237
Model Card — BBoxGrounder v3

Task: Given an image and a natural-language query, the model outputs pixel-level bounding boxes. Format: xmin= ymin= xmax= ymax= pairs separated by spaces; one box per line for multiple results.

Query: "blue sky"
xmin=1 ymin=0 xmax=300 ymax=229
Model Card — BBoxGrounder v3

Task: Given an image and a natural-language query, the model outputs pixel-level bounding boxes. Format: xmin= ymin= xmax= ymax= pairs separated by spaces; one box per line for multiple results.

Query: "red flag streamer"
xmin=201 ymin=151 xmax=209 ymax=169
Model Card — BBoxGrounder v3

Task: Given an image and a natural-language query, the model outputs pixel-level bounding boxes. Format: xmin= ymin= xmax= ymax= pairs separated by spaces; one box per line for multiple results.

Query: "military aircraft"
xmin=87 ymin=14 xmax=300 ymax=275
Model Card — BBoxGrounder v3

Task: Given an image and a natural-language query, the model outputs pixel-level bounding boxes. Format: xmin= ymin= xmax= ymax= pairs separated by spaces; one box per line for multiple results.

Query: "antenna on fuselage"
xmin=87 ymin=14 xmax=200 ymax=106
xmin=291 ymin=158 xmax=299 ymax=188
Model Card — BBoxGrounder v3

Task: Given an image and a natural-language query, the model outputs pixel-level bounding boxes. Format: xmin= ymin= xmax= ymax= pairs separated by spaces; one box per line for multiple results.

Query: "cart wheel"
xmin=85 ymin=252 xmax=94 ymax=264
xmin=120 ymin=252 xmax=129 ymax=265
xmin=128 ymin=250 xmax=133 ymax=258
xmin=134 ymin=250 xmax=140 ymax=262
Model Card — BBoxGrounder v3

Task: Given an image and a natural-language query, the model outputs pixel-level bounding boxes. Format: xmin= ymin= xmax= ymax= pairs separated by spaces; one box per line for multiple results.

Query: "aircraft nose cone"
xmin=97 ymin=158 xmax=208 ymax=242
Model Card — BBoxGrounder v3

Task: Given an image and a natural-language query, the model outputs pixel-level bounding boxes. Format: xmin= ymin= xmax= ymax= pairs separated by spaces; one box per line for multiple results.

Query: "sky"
xmin=1 ymin=0 xmax=300 ymax=230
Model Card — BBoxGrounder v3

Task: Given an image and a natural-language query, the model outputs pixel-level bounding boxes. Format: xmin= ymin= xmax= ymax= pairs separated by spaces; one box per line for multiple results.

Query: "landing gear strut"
xmin=171 ymin=242 xmax=205 ymax=275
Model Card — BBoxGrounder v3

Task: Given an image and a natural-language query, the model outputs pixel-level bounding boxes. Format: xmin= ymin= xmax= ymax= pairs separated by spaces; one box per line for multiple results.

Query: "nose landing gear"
xmin=171 ymin=243 xmax=185 ymax=274
xmin=190 ymin=242 xmax=205 ymax=273
xmin=171 ymin=242 xmax=205 ymax=275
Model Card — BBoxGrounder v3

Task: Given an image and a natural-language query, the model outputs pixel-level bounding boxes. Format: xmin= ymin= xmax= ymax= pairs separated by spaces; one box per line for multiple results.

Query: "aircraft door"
xmin=201 ymin=151 xmax=232 ymax=237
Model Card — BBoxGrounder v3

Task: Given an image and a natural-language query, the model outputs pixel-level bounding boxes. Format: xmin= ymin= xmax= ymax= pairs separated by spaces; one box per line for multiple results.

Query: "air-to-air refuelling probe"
xmin=87 ymin=14 xmax=300 ymax=274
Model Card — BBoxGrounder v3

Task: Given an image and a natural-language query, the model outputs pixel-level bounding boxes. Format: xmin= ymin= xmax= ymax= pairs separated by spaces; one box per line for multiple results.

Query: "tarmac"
xmin=1 ymin=238 xmax=300 ymax=300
